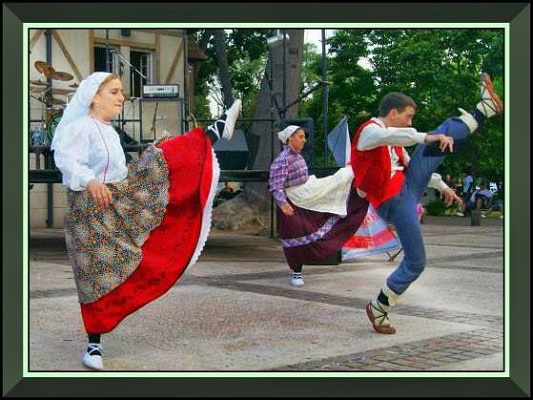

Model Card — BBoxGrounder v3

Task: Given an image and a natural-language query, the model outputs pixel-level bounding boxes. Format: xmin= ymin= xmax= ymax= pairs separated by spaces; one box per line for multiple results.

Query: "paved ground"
xmin=28 ymin=215 xmax=505 ymax=373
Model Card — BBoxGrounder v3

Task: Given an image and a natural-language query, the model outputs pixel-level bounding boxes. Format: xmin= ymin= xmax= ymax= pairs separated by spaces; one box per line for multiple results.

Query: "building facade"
xmin=29 ymin=28 xmax=195 ymax=228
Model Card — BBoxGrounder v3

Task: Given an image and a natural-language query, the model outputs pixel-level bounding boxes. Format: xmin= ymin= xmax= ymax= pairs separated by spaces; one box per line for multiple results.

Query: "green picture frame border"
xmin=3 ymin=2 xmax=529 ymax=397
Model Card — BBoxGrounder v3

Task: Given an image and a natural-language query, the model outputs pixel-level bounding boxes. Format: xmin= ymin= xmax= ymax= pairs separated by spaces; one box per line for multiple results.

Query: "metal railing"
xmin=29 ymin=166 xmax=340 ymax=184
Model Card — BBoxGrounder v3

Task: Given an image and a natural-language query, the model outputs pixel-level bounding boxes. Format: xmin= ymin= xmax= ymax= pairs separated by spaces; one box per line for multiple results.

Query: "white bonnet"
xmin=51 ymin=72 xmax=112 ymax=150
xmin=277 ymin=125 xmax=301 ymax=144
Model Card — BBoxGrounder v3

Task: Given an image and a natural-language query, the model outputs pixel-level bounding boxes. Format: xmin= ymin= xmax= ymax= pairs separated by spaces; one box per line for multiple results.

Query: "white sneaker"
xmin=481 ymin=213 xmax=487 ymax=218
xmin=455 ymin=212 xmax=465 ymax=217
xmin=82 ymin=343 xmax=104 ymax=370
xmin=221 ymin=99 xmax=242 ymax=140
xmin=291 ymin=276 xmax=304 ymax=287
xmin=499 ymin=215 xmax=504 ymax=219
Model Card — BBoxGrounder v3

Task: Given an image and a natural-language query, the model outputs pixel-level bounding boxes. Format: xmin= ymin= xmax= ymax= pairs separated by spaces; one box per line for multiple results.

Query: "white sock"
xmin=382 ymin=283 xmax=400 ymax=307
xmin=457 ymin=108 xmax=479 ymax=134
xmin=372 ymin=298 xmax=390 ymax=313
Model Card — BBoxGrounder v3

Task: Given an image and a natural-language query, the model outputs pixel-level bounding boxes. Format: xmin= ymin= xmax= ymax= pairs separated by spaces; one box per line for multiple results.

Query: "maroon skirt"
xmin=278 ymin=188 xmax=369 ymax=269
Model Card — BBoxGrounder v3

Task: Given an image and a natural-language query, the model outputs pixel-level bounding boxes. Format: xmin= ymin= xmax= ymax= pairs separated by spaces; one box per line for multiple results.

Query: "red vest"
xmin=351 ymin=119 xmax=406 ymax=208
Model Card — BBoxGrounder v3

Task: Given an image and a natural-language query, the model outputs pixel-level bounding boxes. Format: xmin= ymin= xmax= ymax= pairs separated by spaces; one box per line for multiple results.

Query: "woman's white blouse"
xmin=53 ymin=116 xmax=128 ymax=191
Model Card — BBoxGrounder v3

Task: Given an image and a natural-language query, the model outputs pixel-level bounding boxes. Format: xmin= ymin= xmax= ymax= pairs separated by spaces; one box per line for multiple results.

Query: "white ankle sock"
xmin=382 ymin=284 xmax=400 ymax=306
xmin=457 ymin=108 xmax=479 ymax=134
xmin=372 ymin=298 xmax=390 ymax=313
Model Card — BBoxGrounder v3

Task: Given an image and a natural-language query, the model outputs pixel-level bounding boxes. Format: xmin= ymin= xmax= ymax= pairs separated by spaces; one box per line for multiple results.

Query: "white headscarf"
xmin=51 ymin=72 xmax=112 ymax=150
xmin=277 ymin=125 xmax=301 ymax=144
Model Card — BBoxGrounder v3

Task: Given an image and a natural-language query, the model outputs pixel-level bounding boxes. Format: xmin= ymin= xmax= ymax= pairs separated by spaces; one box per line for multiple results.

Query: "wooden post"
xmin=471 ymin=210 xmax=481 ymax=226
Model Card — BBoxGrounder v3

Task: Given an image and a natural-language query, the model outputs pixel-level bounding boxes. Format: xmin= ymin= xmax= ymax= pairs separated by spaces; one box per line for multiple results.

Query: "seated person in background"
xmin=216 ymin=181 xmax=239 ymax=205
xmin=220 ymin=181 xmax=234 ymax=193
xmin=441 ymin=174 xmax=455 ymax=201
xmin=483 ymin=185 xmax=504 ymax=219
xmin=456 ymin=182 xmax=493 ymax=217
xmin=454 ymin=176 xmax=463 ymax=195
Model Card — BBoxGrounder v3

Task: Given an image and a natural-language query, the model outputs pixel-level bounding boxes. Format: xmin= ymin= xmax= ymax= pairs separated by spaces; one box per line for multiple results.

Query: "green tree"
xmin=302 ymin=28 xmax=504 ymax=178
xmin=191 ymin=29 xmax=272 ymax=120
xmin=194 ymin=29 xmax=305 ymax=230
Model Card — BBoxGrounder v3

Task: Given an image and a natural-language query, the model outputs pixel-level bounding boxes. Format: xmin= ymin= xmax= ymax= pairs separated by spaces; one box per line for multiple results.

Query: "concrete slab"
xmin=28 ymin=216 xmax=505 ymax=373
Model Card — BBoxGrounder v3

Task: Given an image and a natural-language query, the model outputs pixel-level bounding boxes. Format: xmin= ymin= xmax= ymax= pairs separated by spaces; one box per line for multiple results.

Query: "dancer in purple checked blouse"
xmin=268 ymin=125 xmax=369 ymax=287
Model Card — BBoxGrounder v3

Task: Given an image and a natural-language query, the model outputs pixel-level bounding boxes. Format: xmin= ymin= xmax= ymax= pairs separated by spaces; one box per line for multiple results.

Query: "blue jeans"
xmin=376 ymin=117 xmax=470 ymax=295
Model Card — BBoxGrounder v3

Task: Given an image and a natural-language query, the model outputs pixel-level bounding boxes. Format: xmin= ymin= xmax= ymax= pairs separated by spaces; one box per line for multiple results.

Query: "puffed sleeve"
xmin=53 ymin=121 xmax=97 ymax=191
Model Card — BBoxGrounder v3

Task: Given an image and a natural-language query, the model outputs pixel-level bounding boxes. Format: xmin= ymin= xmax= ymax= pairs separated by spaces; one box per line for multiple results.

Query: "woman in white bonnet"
xmin=52 ymin=71 xmax=241 ymax=370
xmin=268 ymin=125 xmax=368 ymax=287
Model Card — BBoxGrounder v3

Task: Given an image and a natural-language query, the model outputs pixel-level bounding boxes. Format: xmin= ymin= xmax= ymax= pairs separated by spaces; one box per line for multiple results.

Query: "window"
xmin=93 ymin=47 xmax=153 ymax=97
xmin=129 ymin=50 xmax=151 ymax=98
xmin=93 ymin=46 xmax=119 ymax=73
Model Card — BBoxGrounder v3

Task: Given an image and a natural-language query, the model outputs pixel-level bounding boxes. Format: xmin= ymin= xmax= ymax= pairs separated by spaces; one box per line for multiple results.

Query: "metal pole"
xmin=183 ymin=29 xmax=189 ymax=133
xmin=105 ymin=29 xmax=112 ymax=73
xmin=270 ymin=53 xmax=275 ymax=239
xmin=321 ymin=29 xmax=328 ymax=168
xmin=45 ymin=29 xmax=54 ymax=228
xmin=282 ymin=29 xmax=287 ymax=121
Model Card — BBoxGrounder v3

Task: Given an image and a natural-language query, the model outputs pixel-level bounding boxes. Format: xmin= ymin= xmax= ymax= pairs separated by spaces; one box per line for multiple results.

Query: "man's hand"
xmin=425 ymin=133 xmax=455 ymax=153
xmin=441 ymin=187 xmax=463 ymax=207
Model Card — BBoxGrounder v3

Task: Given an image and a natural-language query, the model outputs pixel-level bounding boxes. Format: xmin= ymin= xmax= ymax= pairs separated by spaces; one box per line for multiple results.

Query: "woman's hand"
xmin=87 ymin=179 xmax=113 ymax=208
xmin=280 ymin=202 xmax=294 ymax=216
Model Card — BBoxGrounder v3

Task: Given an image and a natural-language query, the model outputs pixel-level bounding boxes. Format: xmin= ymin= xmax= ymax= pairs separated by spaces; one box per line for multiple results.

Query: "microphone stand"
xmin=111 ymin=49 xmax=147 ymax=80
xmin=111 ymin=49 xmax=147 ymax=140
xmin=149 ymin=101 xmax=159 ymax=139
xmin=272 ymin=81 xmax=328 ymax=121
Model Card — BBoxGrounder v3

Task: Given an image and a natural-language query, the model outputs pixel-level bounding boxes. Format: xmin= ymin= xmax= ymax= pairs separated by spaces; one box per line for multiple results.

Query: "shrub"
xmin=424 ymin=200 xmax=448 ymax=216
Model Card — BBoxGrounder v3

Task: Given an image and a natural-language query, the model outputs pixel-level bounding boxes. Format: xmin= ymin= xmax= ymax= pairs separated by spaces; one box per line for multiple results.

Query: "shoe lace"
xmin=370 ymin=302 xmax=391 ymax=326
xmin=480 ymin=88 xmax=500 ymax=116
xmin=87 ymin=343 xmax=103 ymax=356
xmin=217 ymin=119 xmax=228 ymax=137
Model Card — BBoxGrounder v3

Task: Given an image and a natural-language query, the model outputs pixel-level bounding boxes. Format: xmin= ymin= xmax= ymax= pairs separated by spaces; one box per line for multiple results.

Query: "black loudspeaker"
xmin=212 ymin=129 xmax=249 ymax=170
xmin=279 ymin=118 xmax=315 ymax=167
xmin=114 ymin=126 xmax=137 ymax=164
xmin=121 ymin=29 xmax=131 ymax=37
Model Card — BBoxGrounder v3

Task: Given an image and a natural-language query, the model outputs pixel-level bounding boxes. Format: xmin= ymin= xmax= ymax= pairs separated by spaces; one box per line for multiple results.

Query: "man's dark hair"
xmin=378 ymin=92 xmax=417 ymax=117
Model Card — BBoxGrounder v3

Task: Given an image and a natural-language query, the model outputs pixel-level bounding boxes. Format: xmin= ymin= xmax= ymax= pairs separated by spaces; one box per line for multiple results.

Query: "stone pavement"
xmin=28 ymin=215 xmax=504 ymax=373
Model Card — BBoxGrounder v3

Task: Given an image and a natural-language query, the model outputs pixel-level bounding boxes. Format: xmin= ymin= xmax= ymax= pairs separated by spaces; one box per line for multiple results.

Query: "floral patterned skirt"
xmin=64 ymin=127 xmax=220 ymax=334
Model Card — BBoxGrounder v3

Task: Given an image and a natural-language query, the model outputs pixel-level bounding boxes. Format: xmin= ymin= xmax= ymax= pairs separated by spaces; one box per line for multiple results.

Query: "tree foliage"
xmin=301 ymin=28 xmax=504 ymax=181
xmin=191 ymin=28 xmax=505 ymax=206
xmin=191 ymin=29 xmax=271 ymax=119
